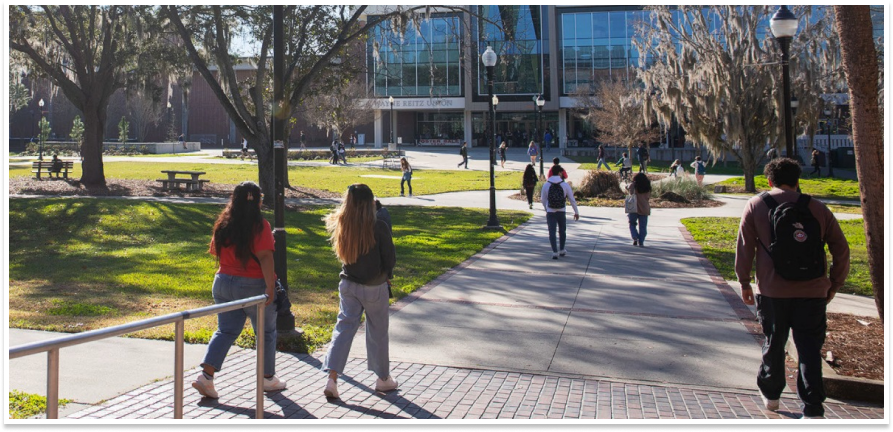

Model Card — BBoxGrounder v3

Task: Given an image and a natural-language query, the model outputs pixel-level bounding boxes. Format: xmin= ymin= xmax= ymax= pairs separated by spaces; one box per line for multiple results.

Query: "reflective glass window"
xmin=478 ymin=6 xmax=544 ymax=95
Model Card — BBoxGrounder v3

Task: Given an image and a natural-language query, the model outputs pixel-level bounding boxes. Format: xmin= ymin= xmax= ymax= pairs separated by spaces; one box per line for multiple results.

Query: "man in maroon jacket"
xmin=735 ymin=158 xmax=850 ymax=419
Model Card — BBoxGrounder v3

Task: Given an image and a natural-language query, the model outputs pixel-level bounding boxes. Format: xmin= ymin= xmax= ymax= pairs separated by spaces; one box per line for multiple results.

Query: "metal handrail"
xmin=9 ymin=294 xmax=269 ymax=420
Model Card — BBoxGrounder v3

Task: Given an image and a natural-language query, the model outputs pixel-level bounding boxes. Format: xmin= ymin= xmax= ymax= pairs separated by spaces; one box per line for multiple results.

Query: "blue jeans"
xmin=323 ymin=279 xmax=391 ymax=379
xmin=202 ymin=274 xmax=277 ymax=376
xmin=546 ymin=211 xmax=567 ymax=253
xmin=401 ymin=173 xmax=412 ymax=195
xmin=596 ymin=157 xmax=611 ymax=170
xmin=756 ymin=295 xmax=827 ymax=417
xmin=627 ymin=213 xmax=648 ymax=245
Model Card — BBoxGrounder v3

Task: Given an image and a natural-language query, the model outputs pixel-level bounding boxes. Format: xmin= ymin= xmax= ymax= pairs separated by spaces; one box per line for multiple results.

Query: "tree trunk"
xmin=251 ymin=134 xmax=276 ymax=207
xmin=835 ymin=6 xmax=885 ymax=322
xmin=80 ymin=101 xmax=108 ymax=186
xmin=739 ymin=151 xmax=757 ymax=193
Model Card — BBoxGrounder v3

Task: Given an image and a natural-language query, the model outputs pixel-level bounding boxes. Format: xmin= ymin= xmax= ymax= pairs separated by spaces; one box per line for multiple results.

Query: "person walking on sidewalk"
xmin=547 ymin=157 xmax=568 ymax=180
xmin=691 ymin=156 xmax=707 ymax=187
xmin=544 ymin=129 xmax=553 ymax=152
xmin=668 ymin=159 xmax=684 ymax=179
xmin=192 ymin=181 xmax=286 ymax=399
xmin=399 ymin=157 xmax=413 ymax=197
xmin=541 ymin=165 xmax=579 ymax=259
xmin=596 ymin=145 xmax=612 ymax=171
xmin=458 ymin=142 xmax=469 ymax=169
xmin=527 ymin=141 xmax=538 ymax=165
xmin=522 ymin=163 xmax=539 ymax=209
xmin=322 ymin=184 xmax=398 ymax=399
xmin=636 ymin=143 xmax=650 ymax=173
xmin=734 ymin=158 xmax=850 ymax=420
xmin=499 ymin=141 xmax=508 ymax=168
xmin=809 ymin=149 xmax=821 ymax=177
xmin=626 ymin=172 xmax=651 ymax=247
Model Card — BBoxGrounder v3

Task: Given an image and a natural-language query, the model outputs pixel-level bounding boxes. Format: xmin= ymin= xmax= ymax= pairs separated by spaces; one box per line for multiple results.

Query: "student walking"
xmin=668 ymin=159 xmax=684 ymax=179
xmin=499 ymin=141 xmax=508 ymax=168
xmin=810 ymin=149 xmax=821 ymax=177
xmin=541 ymin=165 xmax=579 ymax=259
xmin=626 ymin=172 xmax=651 ymax=247
xmin=192 ymin=182 xmax=286 ymax=399
xmin=522 ymin=164 xmax=539 ymax=209
xmin=527 ymin=141 xmax=538 ymax=165
xmin=400 ymin=157 xmax=413 ymax=197
xmin=338 ymin=142 xmax=347 ymax=164
xmin=596 ymin=145 xmax=611 ymax=171
xmin=330 ymin=140 xmax=339 ymax=164
xmin=691 ymin=156 xmax=707 ymax=187
xmin=457 ymin=142 xmax=469 ymax=169
xmin=636 ymin=143 xmax=650 ymax=173
xmin=299 ymin=131 xmax=306 ymax=149
xmin=734 ymin=158 xmax=850 ymax=419
xmin=322 ymin=184 xmax=398 ymax=399
xmin=544 ymin=129 xmax=553 ymax=152
xmin=547 ymin=157 xmax=568 ymax=179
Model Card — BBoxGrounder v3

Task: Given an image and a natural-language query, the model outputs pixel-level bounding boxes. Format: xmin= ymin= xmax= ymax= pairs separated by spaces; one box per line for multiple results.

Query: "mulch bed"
xmin=822 ymin=312 xmax=883 ymax=381
xmin=9 ymin=178 xmax=341 ymax=200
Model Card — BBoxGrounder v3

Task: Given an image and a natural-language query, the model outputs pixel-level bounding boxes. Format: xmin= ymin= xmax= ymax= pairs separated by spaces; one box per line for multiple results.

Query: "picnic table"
xmin=156 ymin=170 xmax=209 ymax=191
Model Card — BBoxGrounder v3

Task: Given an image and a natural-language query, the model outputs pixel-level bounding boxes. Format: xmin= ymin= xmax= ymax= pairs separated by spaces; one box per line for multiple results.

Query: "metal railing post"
xmin=174 ymin=320 xmax=185 ymax=419
xmin=47 ymin=348 xmax=59 ymax=419
xmin=256 ymin=302 xmax=265 ymax=419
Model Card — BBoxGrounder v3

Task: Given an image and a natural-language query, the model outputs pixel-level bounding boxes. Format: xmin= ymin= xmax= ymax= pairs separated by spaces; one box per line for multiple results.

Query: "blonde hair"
xmin=324 ymin=184 xmax=376 ymax=265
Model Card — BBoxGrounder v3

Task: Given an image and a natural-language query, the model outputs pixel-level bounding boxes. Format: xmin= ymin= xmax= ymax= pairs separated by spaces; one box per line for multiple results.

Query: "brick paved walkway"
xmin=67 ymin=349 xmax=883 ymax=420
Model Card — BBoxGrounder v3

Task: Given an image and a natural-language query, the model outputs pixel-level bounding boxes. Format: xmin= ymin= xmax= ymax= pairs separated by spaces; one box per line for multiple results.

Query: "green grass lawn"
xmin=681 ymin=217 xmax=871 ymax=297
xmin=568 ymin=156 xmax=757 ymax=175
xmin=8 ymin=390 xmax=71 ymax=419
xmin=9 ymin=161 xmax=522 ymax=197
xmin=9 ymin=199 xmax=530 ymax=352
xmin=717 ymin=175 xmax=860 ymax=200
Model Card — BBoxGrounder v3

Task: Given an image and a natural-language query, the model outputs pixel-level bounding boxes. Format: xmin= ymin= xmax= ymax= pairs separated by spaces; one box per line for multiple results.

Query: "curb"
xmin=785 ymin=338 xmax=885 ymax=404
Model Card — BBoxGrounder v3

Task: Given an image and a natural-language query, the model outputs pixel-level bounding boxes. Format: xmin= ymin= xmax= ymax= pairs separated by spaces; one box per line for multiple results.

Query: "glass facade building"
xmin=477 ymin=5 xmax=546 ymax=95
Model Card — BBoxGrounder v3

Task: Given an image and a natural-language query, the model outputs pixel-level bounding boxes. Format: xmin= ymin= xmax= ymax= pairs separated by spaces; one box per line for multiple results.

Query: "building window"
xmin=478 ymin=5 xmax=544 ymax=95
xmin=369 ymin=15 xmax=462 ymax=97
xmin=416 ymin=112 xmax=464 ymax=142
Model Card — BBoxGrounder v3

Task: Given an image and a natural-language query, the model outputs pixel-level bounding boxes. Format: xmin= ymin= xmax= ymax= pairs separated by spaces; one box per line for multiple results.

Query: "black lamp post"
xmin=823 ymin=107 xmax=835 ymax=177
xmin=38 ymin=98 xmax=45 ymax=160
xmin=388 ymin=95 xmax=395 ymax=146
xmin=481 ymin=46 xmax=501 ymax=229
xmin=770 ymin=5 xmax=799 ymax=158
xmin=535 ymin=94 xmax=545 ymax=178
xmin=790 ymin=96 xmax=799 ymax=158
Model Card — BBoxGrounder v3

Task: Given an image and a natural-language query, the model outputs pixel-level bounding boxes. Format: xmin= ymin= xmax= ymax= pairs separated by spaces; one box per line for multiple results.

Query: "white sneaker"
xmin=192 ymin=374 xmax=219 ymax=399
xmin=324 ymin=378 xmax=339 ymax=399
xmin=760 ymin=394 xmax=779 ymax=412
xmin=559 ymin=249 xmax=567 ymax=257
xmin=375 ymin=376 xmax=399 ymax=392
xmin=263 ymin=375 xmax=286 ymax=392
xmin=551 ymin=252 xmax=558 ymax=260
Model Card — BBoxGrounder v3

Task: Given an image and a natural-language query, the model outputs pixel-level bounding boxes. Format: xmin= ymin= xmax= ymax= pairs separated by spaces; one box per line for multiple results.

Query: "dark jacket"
xmin=636 ymin=146 xmax=648 ymax=161
xmin=340 ymin=219 xmax=396 ymax=286
xmin=522 ymin=169 xmax=538 ymax=188
xmin=460 ymin=146 xmax=468 ymax=157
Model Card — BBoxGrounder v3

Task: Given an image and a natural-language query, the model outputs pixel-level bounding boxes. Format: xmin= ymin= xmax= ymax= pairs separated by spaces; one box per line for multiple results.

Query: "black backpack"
xmin=759 ymin=192 xmax=826 ymax=281
xmin=547 ymin=181 xmax=566 ymax=209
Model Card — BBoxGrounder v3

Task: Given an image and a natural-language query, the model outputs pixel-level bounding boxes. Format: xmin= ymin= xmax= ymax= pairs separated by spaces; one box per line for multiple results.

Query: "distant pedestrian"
xmin=691 ymin=156 xmax=707 ymax=187
xmin=636 ymin=143 xmax=649 ymax=173
xmin=596 ymin=144 xmax=611 ymax=171
xmin=527 ymin=141 xmax=538 ymax=165
xmin=338 ymin=142 xmax=347 ymax=164
xmin=400 ymin=157 xmax=413 ymax=197
xmin=547 ymin=157 xmax=568 ymax=180
xmin=626 ymin=172 xmax=652 ymax=247
xmin=616 ymin=152 xmax=632 ymax=182
xmin=541 ymin=165 xmax=579 ymax=259
xmin=179 ymin=134 xmax=186 ymax=149
xmin=330 ymin=140 xmax=339 ymax=164
xmin=766 ymin=147 xmax=777 ymax=160
xmin=499 ymin=141 xmax=507 ymax=168
xmin=734 ymin=157 xmax=850 ymax=420
xmin=668 ymin=159 xmax=684 ymax=179
xmin=322 ymin=184 xmax=398 ymax=399
xmin=544 ymin=129 xmax=553 ymax=152
xmin=522 ymin=163 xmax=539 ymax=209
xmin=299 ymin=131 xmax=306 ymax=149
xmin=192 ymin=181 xmax=286 ymax=400
xmin=458 ymin=142 xmax=468 ymax=169
xmin=810 ymin=149 xmax=821 ymax=177
xmin=240 ymin=138 xmax=249 ymax=160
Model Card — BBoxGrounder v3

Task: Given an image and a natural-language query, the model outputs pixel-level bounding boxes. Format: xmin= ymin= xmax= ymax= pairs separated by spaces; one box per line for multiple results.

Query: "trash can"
xmin=832 ymin=147 xmax=856 ymax=169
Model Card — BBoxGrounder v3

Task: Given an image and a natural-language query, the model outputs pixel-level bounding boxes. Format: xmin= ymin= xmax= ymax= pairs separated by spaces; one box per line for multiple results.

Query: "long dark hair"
xmin=213 ymin=181 xmax=265 ymax=268
xmin=523 ymin=164 xmax=537 ymax=181
xmin=632 ymin=172 xmax=652 ymax=194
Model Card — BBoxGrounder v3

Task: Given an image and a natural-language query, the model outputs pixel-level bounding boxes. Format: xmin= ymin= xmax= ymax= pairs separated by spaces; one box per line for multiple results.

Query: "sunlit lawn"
xmin=681 ymin=217 xmax=870 ymax=297
xmin=9 ymin=199 xmax=531 ymax=352
xmin=717 ymin=175 xmax=861 ymax=200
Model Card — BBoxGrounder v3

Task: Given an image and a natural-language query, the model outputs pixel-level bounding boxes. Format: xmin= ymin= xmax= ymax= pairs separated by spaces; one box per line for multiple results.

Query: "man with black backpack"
xmin=734 ymin=158 xmax=850 ymax=420
xmin=541 ymin=164 xmax=579 ymax=260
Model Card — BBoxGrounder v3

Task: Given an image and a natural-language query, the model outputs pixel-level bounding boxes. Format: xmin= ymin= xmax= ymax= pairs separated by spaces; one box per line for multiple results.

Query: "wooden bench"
xmin=157 ymin=170 xmax=209 ymax=191
xmin=32 ymin=160 xmax=74 ymax=180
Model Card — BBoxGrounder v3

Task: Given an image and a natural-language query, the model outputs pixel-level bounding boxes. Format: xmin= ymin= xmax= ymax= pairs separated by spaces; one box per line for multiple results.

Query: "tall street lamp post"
xmin=790 ymin=96 xmax=799 ymax=158
xmin=388 ymin=95 xmax=395 ymax=146
xmin=481 ymin=46 xmax=501 ymax=229
xmin=770 ymin=5 xmax=799 ymax=158
xmin=535 ymin=94 xmax=545 ymax=178
xmin=38 ymin=98 xmax=45 ymax=160
xmin=823 ymin=107 xmax=835 ymax=177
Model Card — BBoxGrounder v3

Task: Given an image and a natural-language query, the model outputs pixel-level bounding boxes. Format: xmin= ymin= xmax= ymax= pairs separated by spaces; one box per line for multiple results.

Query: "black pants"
xmin=458 ymin=155 xmax=467 ymax=168
xmin=811 ymin=165 xmax=820 ymax=176
xmin=755 ymin=295 xmax=827 ymax=417
xmin=524 ymin=186 xmax=535 ymax=205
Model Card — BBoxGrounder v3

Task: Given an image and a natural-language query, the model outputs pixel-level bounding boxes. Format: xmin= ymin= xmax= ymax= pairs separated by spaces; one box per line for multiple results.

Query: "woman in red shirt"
xmin=191 ymin=181 xmax=286 ymax=399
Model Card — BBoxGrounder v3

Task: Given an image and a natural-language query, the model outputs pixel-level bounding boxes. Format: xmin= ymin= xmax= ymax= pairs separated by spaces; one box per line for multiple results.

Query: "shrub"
xmin=578 ymin=170 xmax=624 ymax=198
xmin=652 ymin=176 xmax=713 ymax=201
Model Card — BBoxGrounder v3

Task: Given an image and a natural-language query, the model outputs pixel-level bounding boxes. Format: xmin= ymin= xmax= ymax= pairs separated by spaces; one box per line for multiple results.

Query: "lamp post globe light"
xmin=388 ymin=95 xmax=395 ymax=146
xmin=770 ymin=5 xmax=798 ymax=158
xmin=38 ymin=98 xmax=45 ymax=160
xmin=481 ymin=45 xmax=501 ymax=229
xmin=823 ymin=107 xmax=835 ymax=177
xmin=535 ymin=94 xmax=545 ymax=178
